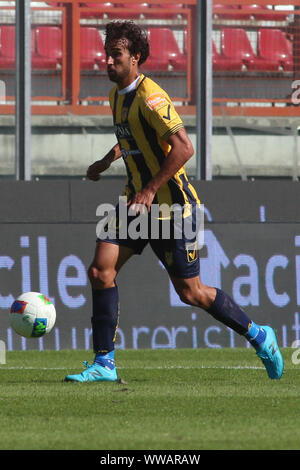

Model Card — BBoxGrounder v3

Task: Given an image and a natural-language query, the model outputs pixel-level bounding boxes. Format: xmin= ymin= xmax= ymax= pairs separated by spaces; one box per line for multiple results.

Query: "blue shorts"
xmin=97 ymin=203 xmax=201 ymax=279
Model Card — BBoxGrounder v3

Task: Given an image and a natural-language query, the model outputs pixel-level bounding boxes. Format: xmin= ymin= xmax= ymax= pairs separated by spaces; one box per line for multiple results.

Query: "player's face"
xmin=105 ymin=38 xmax=136 ymax=86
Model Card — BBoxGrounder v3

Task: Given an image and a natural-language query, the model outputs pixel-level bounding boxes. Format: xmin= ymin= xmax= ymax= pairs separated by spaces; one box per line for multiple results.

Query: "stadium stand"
xmin=0 ymin=1 xmax=298 ymax=113
xmin=220 ymin=27 xmax=291 ymax=71
xmin=142 ymin=28 xmax=186 ymax=72
xmin=213 ymin=4 xmax=289 ymax=21
xmin=149 ymin=4 xmax=185 ymax=20
xmin=140 ymin=28 xmax=169 ymax=71
xmin=80 ymin=3 xmax=186 ymax=20
xmin=221 ymin=28 xmax=258 ymax=71
xmin=212 ymin=38 xmax=242 ymax=71
xmin=116 ymin=3 xmax=150 ymax=19
xmin=0 ymin=25 xmax=15 ymax=69
xmin=240 ymin=4 xmax=286 ymax=21
xmin=31 ymin=2 xmax=63 ymax=22
xmin=213 ymin=4 xmax=240 ymax=20
xmin=239 ymin=4 xmax=276 ymax=21
xmin=80 ymin=26 xmax=106 ymax=70
xmin=257 ymin=28 xmax=294 ymax=71
xmin=32 ymin=26 xmax=62 ymax=69
xmin=81 ymin=2 xmax=116 ymax=19
xmin=0 ymin=25 xmax=63 ymax=70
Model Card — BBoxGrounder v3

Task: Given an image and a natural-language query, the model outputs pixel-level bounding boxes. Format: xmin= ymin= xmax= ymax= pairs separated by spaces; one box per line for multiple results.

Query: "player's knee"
xmin=178 ymin=287 xmax=199 ymax=307
xmin=177 ymin=286 xmax=211 ymax=309
xmin=87 ymin=264 xmax=115 ymax=288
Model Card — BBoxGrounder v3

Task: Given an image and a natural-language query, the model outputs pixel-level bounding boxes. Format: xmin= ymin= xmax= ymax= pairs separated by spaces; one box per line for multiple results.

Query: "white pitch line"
xmin=0 ymin=365 xmax=266 ymax=370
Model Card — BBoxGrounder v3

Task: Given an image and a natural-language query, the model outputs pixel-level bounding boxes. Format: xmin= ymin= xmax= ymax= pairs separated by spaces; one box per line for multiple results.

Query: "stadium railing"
xmin=212 ymin=0 xmax=300 ymax=118
xmin=0 ymin=0 xmax=300 ymax=118
xmin=0 ymin=0 xmax=194 ymax=116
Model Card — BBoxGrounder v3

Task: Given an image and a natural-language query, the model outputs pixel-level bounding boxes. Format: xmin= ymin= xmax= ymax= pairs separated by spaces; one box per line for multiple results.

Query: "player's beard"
xmin=107 ymin=60 xmax=131 ymax=85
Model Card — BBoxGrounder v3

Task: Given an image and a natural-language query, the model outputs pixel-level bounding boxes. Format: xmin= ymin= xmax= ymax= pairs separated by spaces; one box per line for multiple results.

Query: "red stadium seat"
xmin=80 ymin=27 xmax=106 ymax=70
xmin=141 ymin=35 xmax=169 ymax=71
xmin=212 ymin=39 xmax=242 ymax=71
xmin=116 ymin=3 xmax=150 ymax=19
xmin=221 ymin=28 xmax=255 ymax=70
xmin=149 ymin=4 xmax=184 ymax=20
xmin=258 ymin=28 xmax=293 ymax=71
xmin=32 ymin=26 xmax=62 ymax=69
xmin=221 ymin=28 xmax=281 ymax=71
xmin=0 ymin=26 xmax=15 ymax=69
xmin=240 ymin=4 xmax=287 ymax=21
xmin=0 ymin=26 xmax=59 ymax=70
xmin=213 ymin=4 xmax=241 ymax=20
xmin=142 ymin=28 xmax=186 ymax=72
xmin=81 ymin=2 xmax=115 ymax=19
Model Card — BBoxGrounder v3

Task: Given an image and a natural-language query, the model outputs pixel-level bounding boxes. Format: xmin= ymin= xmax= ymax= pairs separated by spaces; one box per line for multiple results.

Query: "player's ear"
xmin=132 ymin=52 xmax=141 ymax=65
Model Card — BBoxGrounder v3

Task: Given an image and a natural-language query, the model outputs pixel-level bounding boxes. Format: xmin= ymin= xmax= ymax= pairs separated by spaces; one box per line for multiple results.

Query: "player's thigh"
xmin=150 ymin=204 xmax=201 ymax=279
xmin=150 ymin=234 xmax=200 ymax=281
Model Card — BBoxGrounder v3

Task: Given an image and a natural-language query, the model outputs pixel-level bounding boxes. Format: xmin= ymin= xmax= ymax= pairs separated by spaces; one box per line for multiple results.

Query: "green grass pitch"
xmin=0 ymin=348 xmax=299 ymax=450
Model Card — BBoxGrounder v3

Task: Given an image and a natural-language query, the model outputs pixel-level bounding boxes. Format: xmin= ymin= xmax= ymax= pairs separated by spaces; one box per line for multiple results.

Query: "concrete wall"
xmin=1 ymin=115 xmax=300 ymax=178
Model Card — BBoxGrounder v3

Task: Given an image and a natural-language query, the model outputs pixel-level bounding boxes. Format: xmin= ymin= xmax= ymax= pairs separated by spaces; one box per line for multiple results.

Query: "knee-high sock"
xmin=206 ymin=288 xmax=252 ymax=335
xmin=91 ymin=286 xmax=119 ymax=354
xmin=206 ymin=288 xmax=266 ymax=348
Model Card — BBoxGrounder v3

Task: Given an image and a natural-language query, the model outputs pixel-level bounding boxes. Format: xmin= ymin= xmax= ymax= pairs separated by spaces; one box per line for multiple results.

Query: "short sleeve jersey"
xmin=109 ymin=74 xmax=200 ymax=208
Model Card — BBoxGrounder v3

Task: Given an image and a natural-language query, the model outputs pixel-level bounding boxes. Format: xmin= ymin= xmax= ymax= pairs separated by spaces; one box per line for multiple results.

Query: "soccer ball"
xmin=9 ymin=292 xmax=56 ymax=338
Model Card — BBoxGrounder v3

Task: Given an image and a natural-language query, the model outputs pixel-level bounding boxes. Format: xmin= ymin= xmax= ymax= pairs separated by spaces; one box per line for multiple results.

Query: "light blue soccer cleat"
xmin=256 ymin=326 xmax=284 ymax=380
xmin=64 ymin=361 xmax=118 ymax=383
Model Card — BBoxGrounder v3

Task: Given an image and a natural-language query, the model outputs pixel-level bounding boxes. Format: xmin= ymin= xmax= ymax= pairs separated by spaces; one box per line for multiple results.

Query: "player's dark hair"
xmin=105 ymin=20 xmax=149 ymax=66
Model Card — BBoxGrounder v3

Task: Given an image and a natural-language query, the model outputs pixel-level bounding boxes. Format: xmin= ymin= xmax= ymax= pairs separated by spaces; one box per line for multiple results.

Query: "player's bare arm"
xmin=86 ymin=143 xmax=122 ymax=181
xmin=129 ymin=128 xmax=194 ymax=212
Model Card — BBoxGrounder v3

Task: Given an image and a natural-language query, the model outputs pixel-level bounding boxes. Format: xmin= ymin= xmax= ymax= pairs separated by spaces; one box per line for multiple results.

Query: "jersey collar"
xmin=117 ymin=74 xmax=145 ymax=95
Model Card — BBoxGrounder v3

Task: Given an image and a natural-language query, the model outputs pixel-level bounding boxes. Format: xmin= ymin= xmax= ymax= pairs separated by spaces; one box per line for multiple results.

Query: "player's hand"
xmin=86 ymin=160 xmax=109 ymax=181
xmin=128 ymin=187 xmax=156 ymax=214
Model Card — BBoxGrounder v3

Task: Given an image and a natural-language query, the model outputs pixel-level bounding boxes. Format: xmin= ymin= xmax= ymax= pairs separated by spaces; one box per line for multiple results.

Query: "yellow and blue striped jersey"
xmin=109 ymin=74 xmax=200 ymax=208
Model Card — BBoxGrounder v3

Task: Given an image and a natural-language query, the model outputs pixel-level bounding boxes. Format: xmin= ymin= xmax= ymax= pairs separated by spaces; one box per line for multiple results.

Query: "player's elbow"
xmin=179 ymin=130 xmax=194 ymax=162
xmin=183 ymin=140 xmax=194 ymax=163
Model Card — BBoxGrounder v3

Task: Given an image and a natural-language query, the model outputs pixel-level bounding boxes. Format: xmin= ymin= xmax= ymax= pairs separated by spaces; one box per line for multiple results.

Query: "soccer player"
xmin=65 ymin=21 xmax=283 ymax=382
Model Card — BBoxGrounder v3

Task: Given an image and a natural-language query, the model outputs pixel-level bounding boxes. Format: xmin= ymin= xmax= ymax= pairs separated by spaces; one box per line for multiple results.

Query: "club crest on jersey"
xmin=145 ymin=92 xmax=168 ymax=111
xmin=185 ymin=242 xmax=198 ymax=263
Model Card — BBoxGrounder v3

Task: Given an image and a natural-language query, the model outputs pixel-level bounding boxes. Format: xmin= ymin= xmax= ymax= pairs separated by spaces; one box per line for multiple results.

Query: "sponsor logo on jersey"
xmin=115 ymin=123 xmax=133 ymax=140
xmin=145 ymin=92 xmax=168 ymax=111
xmin=121 ymin=148 xmax=142 ymax=159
